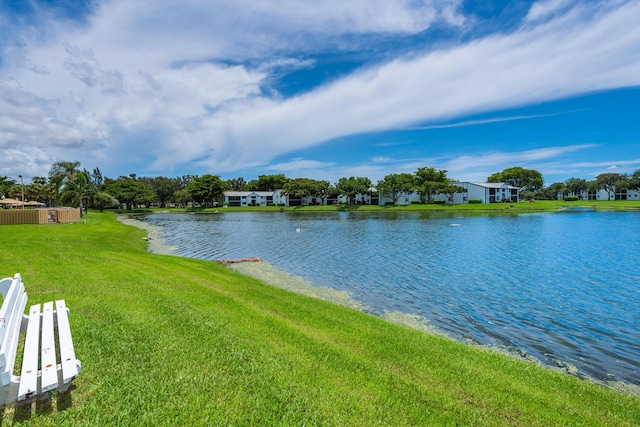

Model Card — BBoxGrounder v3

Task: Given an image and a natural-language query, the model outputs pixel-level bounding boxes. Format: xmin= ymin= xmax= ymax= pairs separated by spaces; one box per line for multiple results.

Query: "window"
xmin=615 ymin=190 xmax=627 ymax=200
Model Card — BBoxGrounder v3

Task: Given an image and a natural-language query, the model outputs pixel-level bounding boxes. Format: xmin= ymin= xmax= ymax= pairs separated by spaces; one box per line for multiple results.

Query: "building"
xmin=563 ymin=188 xmax=640 ymax=201
xmin=378 ymin=182 xmax=519 ymax=205
xmin=446 ymin=182 xmax=520 ymax=204
xmin=224 ymin=182 xmax=519 ymax=207
xmin=223 ymin=191 xmax=274 ymax=207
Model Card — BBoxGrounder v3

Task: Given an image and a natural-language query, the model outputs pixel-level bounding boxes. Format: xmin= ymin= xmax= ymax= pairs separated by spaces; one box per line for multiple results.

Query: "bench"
xmin=0 ymin=273 xmax=81 ymax=407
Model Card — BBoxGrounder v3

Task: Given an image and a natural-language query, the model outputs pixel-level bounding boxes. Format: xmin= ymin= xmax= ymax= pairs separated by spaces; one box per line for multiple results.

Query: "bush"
xmin=113 ymin=208 xmax=153 ymax=214
xmin=468 ymin=199 xmax=482 ymax=204
xmin=431 ymin=200 xmax=445 ymax=205
xmin=411 ymin=200 xmax=423 ymax=204
xmin=564 ymin=196 xmax=579 ymax=201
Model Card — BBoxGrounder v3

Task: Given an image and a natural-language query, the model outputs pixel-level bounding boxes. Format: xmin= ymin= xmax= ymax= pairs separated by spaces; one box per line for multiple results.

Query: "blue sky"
xmin=1 ymin=0 xmax=639 ymax=186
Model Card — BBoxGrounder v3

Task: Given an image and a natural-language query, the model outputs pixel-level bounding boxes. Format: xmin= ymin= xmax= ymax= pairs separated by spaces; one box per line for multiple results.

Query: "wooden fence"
xmin=0 ymin=208 xmax=81 ymax=225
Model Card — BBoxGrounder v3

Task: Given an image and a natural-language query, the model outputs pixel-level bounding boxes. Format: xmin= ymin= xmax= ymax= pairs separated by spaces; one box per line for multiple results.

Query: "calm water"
xmin=138 ymin=210 xmax=640 ymax=386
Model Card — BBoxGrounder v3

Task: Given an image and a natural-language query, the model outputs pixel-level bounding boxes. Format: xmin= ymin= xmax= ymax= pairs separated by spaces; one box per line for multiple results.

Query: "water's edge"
xmin=119 ymin=214 xmax=640 ymax=397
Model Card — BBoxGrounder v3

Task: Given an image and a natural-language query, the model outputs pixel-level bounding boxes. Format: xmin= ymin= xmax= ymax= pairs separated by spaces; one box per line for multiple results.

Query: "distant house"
xmin=223 ymin=191 xmax=273 ymax=207
xmin=225 ymin=182 xmax=519 ymax=207
xmin=563 ymin=188 xmax=640 ymax=201
xmin=272 ymin=189 xmax=313 ymax=206
xmin=377 ymin=182 xmax=519 ymax=205
xmin=442 ymin=182 xmax=520 ymax=204
xmin=378 ymin=192 xmax=421 ymax=206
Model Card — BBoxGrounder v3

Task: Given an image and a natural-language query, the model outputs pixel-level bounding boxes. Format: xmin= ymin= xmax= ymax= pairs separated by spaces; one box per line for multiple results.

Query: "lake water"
xmin=136 ymin=210 xmax=640 ymax=388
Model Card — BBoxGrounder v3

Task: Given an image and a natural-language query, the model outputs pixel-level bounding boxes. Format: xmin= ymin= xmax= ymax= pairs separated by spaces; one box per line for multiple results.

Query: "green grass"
xmin=156 ymin=199 xmax=640 ymax=214
xmin=0 ymin=212 xmax=638 ymax=426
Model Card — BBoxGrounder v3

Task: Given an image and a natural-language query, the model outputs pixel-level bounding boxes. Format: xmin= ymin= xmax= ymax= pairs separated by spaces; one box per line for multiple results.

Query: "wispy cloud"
xmin=267 ymin=158 xmax=335 ymax=173
xmin=570 ymin=159 xmax=640 ymax=168
xmin=0 ymin=0 xmax=638 ymax=181
xmin=375 ymin=140 xmax=416 ymax=147
xmin=408 ymin=110 xmax=588 ymax=130
xmin=525 ymin=0 xmax=573 ymax=22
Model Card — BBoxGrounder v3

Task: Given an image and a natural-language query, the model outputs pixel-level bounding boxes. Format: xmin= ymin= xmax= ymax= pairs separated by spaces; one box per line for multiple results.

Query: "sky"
xmin=1 ymin=0 xmax=639 ymax=186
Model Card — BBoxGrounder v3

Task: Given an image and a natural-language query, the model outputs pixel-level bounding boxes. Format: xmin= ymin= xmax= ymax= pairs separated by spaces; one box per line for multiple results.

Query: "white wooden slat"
xmin=40 ymin=301 xmax=58 ymax=393
xmin=0 ymin=277 xmax=14 ymax=299
xmin=17 ymin=304 xmax=41 ymax=401
xmin=0 ymin=279 xmax=21 ymax=360
xmin=55 ymin=300 xmax=79 ymax=383
xmin=0 ymin=284 xmax=27 ymax=386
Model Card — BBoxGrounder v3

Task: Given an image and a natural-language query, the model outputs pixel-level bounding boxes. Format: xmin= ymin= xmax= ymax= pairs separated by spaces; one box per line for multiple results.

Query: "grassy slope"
xmin=0 ymin=212 xmax=638 ymax=426
xmin=169 ymin=199 xmax=640 ymax=214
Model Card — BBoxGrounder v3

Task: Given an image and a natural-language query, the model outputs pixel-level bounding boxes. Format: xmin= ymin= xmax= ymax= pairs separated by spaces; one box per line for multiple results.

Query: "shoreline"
xmin=117 ymin=215 xmax=178 ymax=255
xmin=119 ymin=213 xmax=640 ymax=398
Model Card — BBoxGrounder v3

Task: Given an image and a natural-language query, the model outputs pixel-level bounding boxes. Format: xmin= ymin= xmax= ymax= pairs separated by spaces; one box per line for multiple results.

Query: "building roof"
xmin=468 ymin=182 xmax=520 ymax=190
xmin=224 ymin=191 xmax=274 ymax=197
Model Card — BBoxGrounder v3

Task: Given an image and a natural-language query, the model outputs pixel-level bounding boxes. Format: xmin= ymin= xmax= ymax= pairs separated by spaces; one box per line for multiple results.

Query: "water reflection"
xmin=138 ymin=210 xmax=640 ymax=388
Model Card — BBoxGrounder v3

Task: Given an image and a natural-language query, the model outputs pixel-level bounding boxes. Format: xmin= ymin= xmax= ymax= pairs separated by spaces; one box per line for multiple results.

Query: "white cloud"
xmin=409 ymin=111 xmax=585 ymax=130
xmin=184 ymin=0 xmax=639 ymax=172
xmin=0 ymin=0 xmax=638 ymax=181
xmin=525 ymin=0 xmax=573 ymax=22
xmin=267 ymin=158 xmax=335 ymax=173
xmin=571 ymin=159 xmax=640 ymax=168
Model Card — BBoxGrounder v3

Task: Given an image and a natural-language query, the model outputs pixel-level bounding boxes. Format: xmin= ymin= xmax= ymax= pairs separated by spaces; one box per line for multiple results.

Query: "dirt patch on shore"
xmin=229 ymin=261 xmax=367 ymax=311
xmin=117 ymin=215 xmax=177 ymax=255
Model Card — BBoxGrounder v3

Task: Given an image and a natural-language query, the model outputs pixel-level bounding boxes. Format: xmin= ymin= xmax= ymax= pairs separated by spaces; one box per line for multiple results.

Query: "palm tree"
xmin=48 ymin=160 xmax=81 ymax=205
xmin=0 ymin=176 xmax=14 ymax=198
xmin=59 ymin=171 xmax=94 ymax=215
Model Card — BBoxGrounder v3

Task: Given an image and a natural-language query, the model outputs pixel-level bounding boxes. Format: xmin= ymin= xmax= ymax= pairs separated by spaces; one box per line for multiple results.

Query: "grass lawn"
xmin=0 ymin=211 xmax=638 ymax=426
xmin=155 ymin=199 xmax=640 ymax=214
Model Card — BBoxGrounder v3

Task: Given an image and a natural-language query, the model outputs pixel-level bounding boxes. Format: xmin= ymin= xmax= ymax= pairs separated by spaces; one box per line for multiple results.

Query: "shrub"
xmin=564 ymin=196 xmax=579 ymax=201
xmin=431 ymin=200 xmax=445 ymax=205
xmin=468 ymin=199 xmax=482 ymax=204
xmin=411 ymin=200 xmax=423 ymax=204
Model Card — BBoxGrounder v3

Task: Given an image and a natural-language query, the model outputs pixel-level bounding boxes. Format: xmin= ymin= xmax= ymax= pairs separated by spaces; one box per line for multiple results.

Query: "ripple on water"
xmin=136 ymin=211 xmax=640 ymax=391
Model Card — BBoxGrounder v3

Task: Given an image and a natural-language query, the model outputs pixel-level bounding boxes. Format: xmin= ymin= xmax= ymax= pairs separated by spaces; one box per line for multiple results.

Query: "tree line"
xmin=1 ymin=162 xmax=639 ymax=210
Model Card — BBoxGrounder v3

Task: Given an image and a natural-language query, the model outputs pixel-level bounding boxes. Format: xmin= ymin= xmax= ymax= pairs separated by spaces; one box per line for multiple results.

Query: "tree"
xmin=628 ymin=170 xmax=640 ymax=194
xmin=226 ymin=177 xmax=247 ymax=191
xmin=174 ymin=188 xmax=192 ymax=208
xmin=59 ymin=170 xmax=94 ymax=214
xmin=335 ymin=176 xmax=372 ymax=205
xmin=565 ymin=177 xmax=588 ymax=199
xmin=29 ymin=176 xmax=56 ymax=206
xmin=377 ymin=173 xmax=415 ymax=205
xmin=440 ymin=183 xmax=467 ymax=204
xmin=92 ymin=191 xmax=116 ymax=212
xmin=140 ymin=176 xmax=181 ymax=208
xmin=186 ymin=174 xmax=226 ymax=207
xmin=414 ymin=167 xmax=448 ymax=203
xmin=48 ymin=160 xmax=82 ymax=205
xmin=90 ymin=167 xmax=104 ymax=187
xmin=488 ymin=167 xmax=544 ymax=192
xmin=538 ymin=182 xmax=567 ymax=200
xmin=245 ymin=174 xmax=289 ymax=191
xmin=106 ymin=178 xmax=156 ymax=210
xmin=594 ymin=173 xmax=623 ymax=200
xmin=0 ymin=176 xmax=14 ymax=198
xmin=315 ymin=180 xmax=335 ymax=205
xmin=282 ymin=178 xmax=319 ymax=204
